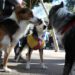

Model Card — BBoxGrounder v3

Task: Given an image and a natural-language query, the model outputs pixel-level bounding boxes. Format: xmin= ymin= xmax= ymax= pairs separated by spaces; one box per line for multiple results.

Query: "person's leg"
xmin=14 ymin=42 xmax=19 ymax=60
xmin=14 ymin=44 xmax=25 ymax=62
xmin=14 ymin=37 xmax=27 ymax=61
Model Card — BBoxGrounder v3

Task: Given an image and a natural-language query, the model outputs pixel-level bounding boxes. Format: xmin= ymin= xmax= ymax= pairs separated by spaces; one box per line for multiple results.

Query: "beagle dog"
xmin=0 ymin=7 xmax=41 ymax=72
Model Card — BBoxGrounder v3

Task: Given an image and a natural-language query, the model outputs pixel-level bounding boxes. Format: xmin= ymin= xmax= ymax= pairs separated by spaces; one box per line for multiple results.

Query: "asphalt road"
xmin=0 ymin=49 xmax=65 ymax=75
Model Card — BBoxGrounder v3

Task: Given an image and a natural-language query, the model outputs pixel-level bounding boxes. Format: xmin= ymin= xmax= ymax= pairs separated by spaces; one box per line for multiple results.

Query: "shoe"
xmin=3 ymin=66 xmax=12 ymax=72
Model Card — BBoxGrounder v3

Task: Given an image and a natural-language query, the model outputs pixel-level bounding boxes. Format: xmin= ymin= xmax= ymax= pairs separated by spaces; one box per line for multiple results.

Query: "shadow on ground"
xmin=2 ymin=59 xmax=65 ymax=75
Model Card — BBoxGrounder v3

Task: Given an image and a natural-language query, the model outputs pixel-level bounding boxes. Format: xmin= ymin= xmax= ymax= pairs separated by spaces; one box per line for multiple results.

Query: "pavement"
xmin=0 ymin=48 xmax=65 ymax=75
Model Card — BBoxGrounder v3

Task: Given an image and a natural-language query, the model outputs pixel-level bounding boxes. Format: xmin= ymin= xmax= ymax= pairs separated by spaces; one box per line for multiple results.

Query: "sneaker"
xmin=3 ymin=66 xmax=12 ymax=72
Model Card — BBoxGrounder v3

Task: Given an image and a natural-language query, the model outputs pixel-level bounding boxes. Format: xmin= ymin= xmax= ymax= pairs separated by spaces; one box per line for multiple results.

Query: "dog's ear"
xmin=49 ymin=1 xmax=64 ymax=19
xmin=60 ymin=1 xmax=64 ymax=7
xmin=32 ymin=26 xmax=38 ymax=38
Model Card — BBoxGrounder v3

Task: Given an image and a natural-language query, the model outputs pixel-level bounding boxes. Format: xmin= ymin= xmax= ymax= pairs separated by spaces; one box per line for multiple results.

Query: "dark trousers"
xmin=14 ymin=36 xmax=27 ymax=60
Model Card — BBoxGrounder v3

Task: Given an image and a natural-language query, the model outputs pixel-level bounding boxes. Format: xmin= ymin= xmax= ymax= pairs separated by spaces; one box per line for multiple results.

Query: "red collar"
xmin=61 ymin=19 xmax=75 ymax=34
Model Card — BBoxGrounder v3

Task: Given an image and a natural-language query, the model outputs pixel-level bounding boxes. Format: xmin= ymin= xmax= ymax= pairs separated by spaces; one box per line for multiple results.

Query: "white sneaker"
xmin=3 ymin=66 xmax=12 ymax=72
xmin=26 ymin=62 xmax=30 ymax=69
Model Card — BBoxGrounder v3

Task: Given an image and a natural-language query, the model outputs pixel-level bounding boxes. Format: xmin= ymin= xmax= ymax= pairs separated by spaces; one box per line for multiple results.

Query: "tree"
xmin=24 ymin=0 xmax=40 ymax=8
xmin=24 ymin=0 xmax=52 ymax=8
xmin=66 ymin=0 xmax=75 ymax=11
xmin=43 ymin=0 xmax=52 ymax=2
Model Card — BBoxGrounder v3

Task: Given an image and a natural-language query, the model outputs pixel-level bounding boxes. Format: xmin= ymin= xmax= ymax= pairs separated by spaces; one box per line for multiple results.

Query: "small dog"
xmin=0 ymin=7 xmax=41 ymax=72
xmin=26 ymin=20 xmax=47 ymax=69
xmin=14 ymin=20 xmax=47 ymax=69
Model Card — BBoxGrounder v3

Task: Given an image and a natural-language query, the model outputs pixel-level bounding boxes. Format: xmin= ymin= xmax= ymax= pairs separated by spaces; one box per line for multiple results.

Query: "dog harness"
xmin=27 ymin=34 xmax=45 ymax=49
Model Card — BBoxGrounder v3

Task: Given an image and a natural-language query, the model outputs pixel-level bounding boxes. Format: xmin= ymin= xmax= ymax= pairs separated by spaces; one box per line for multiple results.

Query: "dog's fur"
xmin=26 ymin=21 xmax=47 ymax=69
xmin=0 ymin=7 xmax=41 ymax=72
xmin=14 ymin=20 xmax=47 ymax=69
xmin=48 ymin=2 xmax=75 ymax=75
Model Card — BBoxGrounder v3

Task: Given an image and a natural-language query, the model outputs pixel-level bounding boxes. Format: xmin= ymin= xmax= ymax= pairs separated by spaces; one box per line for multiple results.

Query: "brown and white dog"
xmin=0 ymin=7 xmax=42 ymax=72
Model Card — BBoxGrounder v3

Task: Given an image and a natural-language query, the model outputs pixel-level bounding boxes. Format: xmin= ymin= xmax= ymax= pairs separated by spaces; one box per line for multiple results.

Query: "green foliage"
xmin=24 ymin=0 xmax=52 ymax=8
xmin=66 ymin=0 xmax=75 ymax=11
xmin=24 ymin=0 xmax=39 ymax=8
xmin=43 ymin=0 xmax=53 ymax=2
xmin=24 ymin=0 xmax=30 ymax=8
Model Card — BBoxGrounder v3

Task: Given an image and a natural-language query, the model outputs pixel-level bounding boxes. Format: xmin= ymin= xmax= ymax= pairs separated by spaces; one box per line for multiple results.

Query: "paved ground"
xmin=0 ymin=49 xmax=65 ymax=75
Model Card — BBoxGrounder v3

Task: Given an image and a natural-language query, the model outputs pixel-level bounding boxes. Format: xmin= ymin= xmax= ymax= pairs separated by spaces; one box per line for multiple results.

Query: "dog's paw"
xmin=26 ymin=54 xmax=28 ymax=61
xmin=26 ymin=62 xmax=30 ymax=69
xmin=41 ymin=63 xmax=47 ymax=69
xmin=3 ymin=66 xmax=12 ymax=72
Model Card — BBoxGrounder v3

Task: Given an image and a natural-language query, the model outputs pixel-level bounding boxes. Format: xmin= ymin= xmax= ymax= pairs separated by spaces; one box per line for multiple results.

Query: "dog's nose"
xmin=48 ymin=25 xmax=52 ymax=30
xmin=37 ymin=19 xmax=42 ymax=25
xmin=43 ymin=25 xmax=46 ymax=29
